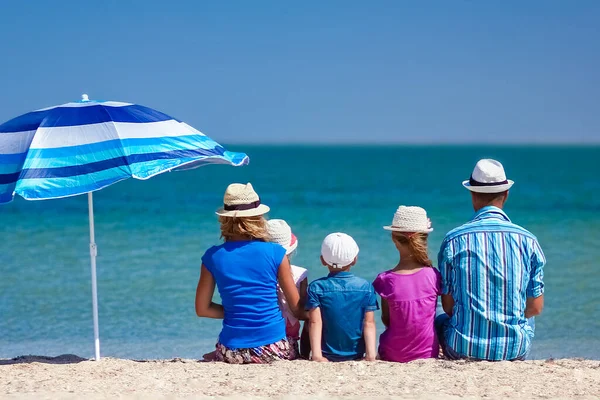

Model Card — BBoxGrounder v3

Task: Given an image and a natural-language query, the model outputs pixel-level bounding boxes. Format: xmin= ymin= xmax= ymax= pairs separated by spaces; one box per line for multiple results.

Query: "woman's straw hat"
xmin=267 ymin=219 xmax=298 ymax=255
xmin=383 ymin=206 xmax=433 ymax=233
xmin=462 ymin=159 xmax=514 ymax=193
xmin=216 ymin=183 xmax=270 ymax=217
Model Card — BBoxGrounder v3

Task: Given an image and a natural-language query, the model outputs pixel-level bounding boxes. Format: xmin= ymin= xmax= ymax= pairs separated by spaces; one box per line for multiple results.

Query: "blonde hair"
xmin=392 ymin=232 xmax=432 ymax=266
xmin=219 ymin=215 xmax=270 ymax=242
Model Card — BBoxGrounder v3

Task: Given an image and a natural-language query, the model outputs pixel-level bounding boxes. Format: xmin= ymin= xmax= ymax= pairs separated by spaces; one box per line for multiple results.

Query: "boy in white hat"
xmin=267 ymin=219 xmax=309 ymax=359
xmin=306 ymin=233 xmax=378 ymax=362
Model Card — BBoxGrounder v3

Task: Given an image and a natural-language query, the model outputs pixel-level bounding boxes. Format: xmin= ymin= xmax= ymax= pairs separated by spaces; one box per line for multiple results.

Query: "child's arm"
xmin=363 ymin=311 xmax=377 ymax=361
xmin=195 ymin=264 xmax=224 ymax=319
xmin=308 ymin=308 xmax=328 ymax=362
xmin=380 ymin=298 xmax=390 ymax=327
xmin=298 ymin=278 xmax=309 ymax=321
xmin=300 ymin=321 xmax=311 ymax=359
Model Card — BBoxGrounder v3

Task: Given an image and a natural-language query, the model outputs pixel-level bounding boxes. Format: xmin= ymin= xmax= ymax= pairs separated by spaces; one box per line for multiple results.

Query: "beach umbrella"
xmin=0 ymin=95 xmax=249 ymax=360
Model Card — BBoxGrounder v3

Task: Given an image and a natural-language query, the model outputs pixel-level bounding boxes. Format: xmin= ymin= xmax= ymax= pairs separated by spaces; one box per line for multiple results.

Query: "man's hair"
xmin=472 ymin=191 xmax=508 ymax=205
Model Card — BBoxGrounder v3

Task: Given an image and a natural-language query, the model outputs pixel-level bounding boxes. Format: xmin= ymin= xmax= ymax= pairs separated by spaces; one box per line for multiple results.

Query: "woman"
xmin=195 ymin=182 xmax=303 ymax=364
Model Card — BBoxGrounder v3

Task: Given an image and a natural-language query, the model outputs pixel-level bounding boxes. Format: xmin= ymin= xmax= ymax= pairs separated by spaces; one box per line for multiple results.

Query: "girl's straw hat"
xmin=267 ymin=219 xmax=298 ymax=255
xmin=216 ymin=183 xmax=270 ymax=217
xmin=383 ymin=206 xmax=433 ymax=233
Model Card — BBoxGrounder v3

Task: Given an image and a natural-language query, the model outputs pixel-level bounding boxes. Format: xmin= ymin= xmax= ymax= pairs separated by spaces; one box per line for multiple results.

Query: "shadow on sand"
xmin=0 ymin=354 xmax=88 ymax=365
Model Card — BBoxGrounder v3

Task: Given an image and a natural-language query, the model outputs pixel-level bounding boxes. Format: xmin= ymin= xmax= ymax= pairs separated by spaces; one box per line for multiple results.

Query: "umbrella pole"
xmin=88 ymin=192 xmax=101 ymax=361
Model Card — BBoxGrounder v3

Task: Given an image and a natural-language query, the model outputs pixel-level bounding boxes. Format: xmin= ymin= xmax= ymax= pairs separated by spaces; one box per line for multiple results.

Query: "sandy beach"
xmin=1 ymin=356 xmax=599 ymax=399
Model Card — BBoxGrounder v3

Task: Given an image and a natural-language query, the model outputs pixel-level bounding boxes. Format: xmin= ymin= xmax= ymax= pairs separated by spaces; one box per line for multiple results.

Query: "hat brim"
xmin=285 ymin=240 xmax=298 ymax=255
xmin=216 ymin=204 xmax=270 ymax=217
xmin=462 ymin=180 xmax=514 ymax=193
xmin=383 ymin=226 xmax=433 ymax=233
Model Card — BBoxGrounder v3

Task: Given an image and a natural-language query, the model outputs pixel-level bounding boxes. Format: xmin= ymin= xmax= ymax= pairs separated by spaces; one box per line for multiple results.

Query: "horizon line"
xmin=221 ymin=141 xmax=600 ymax=147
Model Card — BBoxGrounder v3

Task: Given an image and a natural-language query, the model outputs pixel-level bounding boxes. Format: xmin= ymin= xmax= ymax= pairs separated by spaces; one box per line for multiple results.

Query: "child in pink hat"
xmin=267 ymin=219 xmax=309 ymax=359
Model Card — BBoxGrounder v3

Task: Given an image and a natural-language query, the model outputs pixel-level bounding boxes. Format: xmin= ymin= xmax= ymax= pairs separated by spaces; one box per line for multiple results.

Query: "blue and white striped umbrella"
xmin=0 ymin=95 xmax=249 ymax=360
xmin=0 ymin=95 xmax=248 ymax=203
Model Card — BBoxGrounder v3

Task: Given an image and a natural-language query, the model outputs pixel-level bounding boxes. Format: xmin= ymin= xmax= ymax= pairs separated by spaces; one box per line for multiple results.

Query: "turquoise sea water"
xmin=1 ymin=146 xmax=599 ymax=360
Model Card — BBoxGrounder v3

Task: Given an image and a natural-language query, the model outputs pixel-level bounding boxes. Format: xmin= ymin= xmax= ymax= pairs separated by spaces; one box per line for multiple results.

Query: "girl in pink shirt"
xmin=373 ymin=206 xmax=441 ymax=363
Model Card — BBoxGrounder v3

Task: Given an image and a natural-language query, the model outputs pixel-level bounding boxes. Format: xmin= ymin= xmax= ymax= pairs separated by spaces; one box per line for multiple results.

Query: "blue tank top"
xmin=201 ymin=240 xmax=287 ymax=349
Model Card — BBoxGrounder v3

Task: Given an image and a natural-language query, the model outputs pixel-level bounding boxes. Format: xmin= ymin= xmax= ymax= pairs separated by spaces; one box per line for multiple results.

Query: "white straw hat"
xmin=321 ymin=232 xmax=359 ymax=269
xmin=383 ymin=206 xmax=433 ymax=233
xmin=216 ymin=183 xmax=270 ymax=217
xmin=462 ymin=159 xmax=514 ymax=193
xmin=267 ymin=219 xmax=298 ymax=255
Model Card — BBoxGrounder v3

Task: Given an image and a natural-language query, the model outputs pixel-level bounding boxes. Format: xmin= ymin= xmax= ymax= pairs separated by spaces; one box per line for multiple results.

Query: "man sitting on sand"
xmin=436 ymin=159 xmax=546 ymax=361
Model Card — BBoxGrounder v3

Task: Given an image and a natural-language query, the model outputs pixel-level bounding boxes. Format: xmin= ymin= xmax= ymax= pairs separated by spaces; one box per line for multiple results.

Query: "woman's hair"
xmin=392 ymin=232 xmax=432 ymax=266
xmin=219 ymin=215 xmax=270 ymax=242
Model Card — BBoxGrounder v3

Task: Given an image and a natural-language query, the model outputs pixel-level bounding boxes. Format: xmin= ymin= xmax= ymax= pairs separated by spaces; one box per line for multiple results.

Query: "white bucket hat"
xmin=321 ymin=232 xmax=359 ymax=269
xmin=384 ymin=206 xmax=433 ymax=233
xmin=216 ymin=183 xmax=270 ymax=217
xmin=462 ymin=159 xmax=514 ymax=193
xmin=267 ymin=219 xmax=298 ymax=255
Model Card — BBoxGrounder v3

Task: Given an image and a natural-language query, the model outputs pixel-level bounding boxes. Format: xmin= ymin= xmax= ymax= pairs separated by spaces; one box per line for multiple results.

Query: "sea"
xmin=1 ymin=145 xmax=598 ymax=360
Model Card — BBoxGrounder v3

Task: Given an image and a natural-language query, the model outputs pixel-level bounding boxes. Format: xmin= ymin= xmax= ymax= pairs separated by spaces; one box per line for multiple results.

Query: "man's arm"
xmin=441 ymin=294 xmax=455 ymax=316
xmin=438 ymin=239 xmax=455 ymax=316
xmin=363 ymin=311 xmax=377 ymax=361
xmin=525 ymin=239 xmax=546 ymax=318
xmin=525 ymin=295 xmax=544 ymax=318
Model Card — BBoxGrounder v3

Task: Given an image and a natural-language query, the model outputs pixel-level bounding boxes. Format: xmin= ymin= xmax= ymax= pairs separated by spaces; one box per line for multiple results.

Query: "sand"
xmin=1 ymin=355 xmax=599 ymax=399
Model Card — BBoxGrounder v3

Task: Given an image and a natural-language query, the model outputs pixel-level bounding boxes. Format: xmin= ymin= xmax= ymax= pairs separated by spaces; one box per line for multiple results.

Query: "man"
xmin=436 ymin=159 xmax=545 ymax=361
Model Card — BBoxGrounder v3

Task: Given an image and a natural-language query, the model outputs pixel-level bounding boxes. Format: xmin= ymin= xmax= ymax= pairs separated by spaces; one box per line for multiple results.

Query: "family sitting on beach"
xmin=195 ymin=159 xmax=546 ymax=363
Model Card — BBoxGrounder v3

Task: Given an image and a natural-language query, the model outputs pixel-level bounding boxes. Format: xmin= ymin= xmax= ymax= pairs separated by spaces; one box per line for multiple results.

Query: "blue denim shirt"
xmin=306 ymin=271 xmax=379 ymax=361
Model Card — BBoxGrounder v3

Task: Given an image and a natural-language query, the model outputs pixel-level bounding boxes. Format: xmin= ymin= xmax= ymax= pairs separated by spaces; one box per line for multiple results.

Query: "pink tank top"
xmin=373 ymin=268 xmax=441 ymax=362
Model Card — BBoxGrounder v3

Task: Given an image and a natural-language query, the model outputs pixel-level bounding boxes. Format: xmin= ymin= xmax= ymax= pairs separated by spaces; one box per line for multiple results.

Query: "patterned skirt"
xmin=215 ymin=338 xmax=295 ymax=364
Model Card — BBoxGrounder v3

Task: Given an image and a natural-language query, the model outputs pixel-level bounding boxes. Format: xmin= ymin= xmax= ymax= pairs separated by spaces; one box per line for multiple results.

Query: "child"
xmin=306 ymin=232 xmax=378 ymax=362
xmin=267 ymin=219 xmax=310 ymax=359
xmin=373 ymin=206 xmax=441 ymax=363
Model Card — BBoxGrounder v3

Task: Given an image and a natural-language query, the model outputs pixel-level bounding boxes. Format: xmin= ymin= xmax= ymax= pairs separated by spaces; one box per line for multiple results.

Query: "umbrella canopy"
xmin=0 ymin=95 xmax=248 ymax=360
xmin=0 ymin=94 xmax=248 ymax=203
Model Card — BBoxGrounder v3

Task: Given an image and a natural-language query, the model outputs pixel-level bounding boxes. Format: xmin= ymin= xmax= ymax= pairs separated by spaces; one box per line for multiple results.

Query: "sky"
xmin=0 ymin=1 xmax=598 ymax=144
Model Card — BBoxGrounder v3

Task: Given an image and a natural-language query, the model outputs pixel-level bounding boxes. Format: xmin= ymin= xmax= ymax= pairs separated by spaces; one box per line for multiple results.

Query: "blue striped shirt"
xmin=438 ymin=206 xmax=546 ymax=360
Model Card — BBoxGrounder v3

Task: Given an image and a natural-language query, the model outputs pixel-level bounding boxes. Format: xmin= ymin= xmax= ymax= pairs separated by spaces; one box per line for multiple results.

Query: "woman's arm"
xmin=278 ymin=257 xmax=303 ymax=319
xmin=380 ymin=298 xmax=390 ymax=327
xmin=308 ymin=307 xmax=328 ymax=362
xmin=363 ymin=311 xmax=377 ymax=361
xmin=195 ymin=264 xmax=224 ymax=319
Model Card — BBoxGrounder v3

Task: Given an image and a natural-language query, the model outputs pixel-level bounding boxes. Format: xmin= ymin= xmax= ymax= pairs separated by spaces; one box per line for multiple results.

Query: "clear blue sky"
xmin=0 ymin=1 xmax=598 ymax=144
